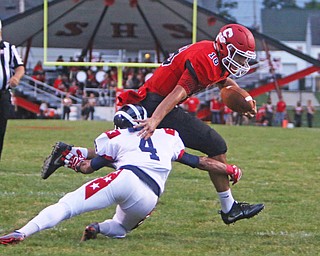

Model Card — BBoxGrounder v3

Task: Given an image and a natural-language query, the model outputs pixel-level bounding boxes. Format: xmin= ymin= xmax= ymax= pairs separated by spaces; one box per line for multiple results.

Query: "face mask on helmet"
xmin=113 ymin=104 xmax=147 ymax=129
xmin=222 ymin=44 xmax=256 ymax=77
xmin=215 ymin=24 xmax=256 ymax=77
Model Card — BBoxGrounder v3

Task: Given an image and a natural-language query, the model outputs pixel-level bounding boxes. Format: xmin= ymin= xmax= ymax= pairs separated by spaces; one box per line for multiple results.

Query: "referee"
xmin=0 ymin=20 xmax=25 ymax=160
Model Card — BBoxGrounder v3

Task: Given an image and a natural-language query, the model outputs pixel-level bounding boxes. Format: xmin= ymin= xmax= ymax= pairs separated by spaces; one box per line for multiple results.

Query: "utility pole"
xmin=252 ymin=0 xmax=258 ymax=30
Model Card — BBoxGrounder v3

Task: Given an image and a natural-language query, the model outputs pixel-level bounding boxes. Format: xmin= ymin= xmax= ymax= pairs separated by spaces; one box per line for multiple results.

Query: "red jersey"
xmin=184 ymin=97 xmax=200 ymax=113
xmin=33 ymin=64 xmax=43 ymax=73
xmin=118 ymin=41 xmax=230 ymax=105
xmin=210 ymin=98 xmax=222 ymax=111
xmin=276 ymin=100 xmax=286 ymax=112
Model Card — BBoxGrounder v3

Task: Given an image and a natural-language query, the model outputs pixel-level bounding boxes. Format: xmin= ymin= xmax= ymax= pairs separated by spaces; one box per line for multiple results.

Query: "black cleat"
xmin=220 ymin=201 xmax=264 ymax=225
xmin=0 ymin=231 xmax=25 ymax=245
xmin=41 ymin=142 xmax=73 ymax=179
xmin=81 ymin=222 xmax=100 ymax=242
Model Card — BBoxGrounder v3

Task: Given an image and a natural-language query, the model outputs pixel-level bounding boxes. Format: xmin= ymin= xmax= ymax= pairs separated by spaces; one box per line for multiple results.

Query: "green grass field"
xmin=0 ymin=120 xmax=319 ymax=256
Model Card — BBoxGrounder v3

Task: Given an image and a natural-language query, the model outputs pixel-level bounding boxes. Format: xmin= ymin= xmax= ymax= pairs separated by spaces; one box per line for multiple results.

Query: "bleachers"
xmin=18 ymin=76 xmax=81 ymax=105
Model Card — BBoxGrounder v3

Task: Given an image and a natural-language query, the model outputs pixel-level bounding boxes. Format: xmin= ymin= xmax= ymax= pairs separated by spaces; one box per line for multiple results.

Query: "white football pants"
xmin=18 ymin=169 xmax=158 ymax=238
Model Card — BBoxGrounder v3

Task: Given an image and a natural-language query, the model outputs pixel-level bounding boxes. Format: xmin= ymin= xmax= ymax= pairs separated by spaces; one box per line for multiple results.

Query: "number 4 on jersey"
xmin=139 ymin=138 xmax=160 ymax=161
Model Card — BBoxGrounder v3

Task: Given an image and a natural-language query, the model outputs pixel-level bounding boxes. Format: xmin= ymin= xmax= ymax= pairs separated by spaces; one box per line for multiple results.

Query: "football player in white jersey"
xmin=0 ymin=104 xmax=263 ymax=245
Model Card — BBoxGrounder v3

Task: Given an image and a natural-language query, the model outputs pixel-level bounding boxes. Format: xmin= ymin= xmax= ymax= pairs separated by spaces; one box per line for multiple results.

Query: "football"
xmin=220 ymin=86 xmax=254 ymax=113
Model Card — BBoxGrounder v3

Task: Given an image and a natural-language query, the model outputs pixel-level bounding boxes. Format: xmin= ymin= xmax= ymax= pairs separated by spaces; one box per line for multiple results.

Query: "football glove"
xmin=70 ymin=147 xmax=88 ymax=159
xmin=226 ymin=164 xmax=242 ymax=185
xmin=63 ymin=149 xmax=86 ymax=172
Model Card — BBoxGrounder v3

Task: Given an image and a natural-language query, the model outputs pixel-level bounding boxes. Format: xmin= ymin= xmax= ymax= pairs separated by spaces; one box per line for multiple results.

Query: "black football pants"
xmin=0 ymin=91 xmax=11 ymax=160
xmin=141 ymin=93 xmax=227 ymax=157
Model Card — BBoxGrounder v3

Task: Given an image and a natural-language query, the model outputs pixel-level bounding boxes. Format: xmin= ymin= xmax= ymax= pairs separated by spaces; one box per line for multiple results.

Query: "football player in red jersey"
xmin=118 ymin=24 xmax=263 ymax=222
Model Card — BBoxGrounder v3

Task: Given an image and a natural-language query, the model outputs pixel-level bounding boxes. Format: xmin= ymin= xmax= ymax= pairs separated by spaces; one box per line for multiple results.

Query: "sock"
xmin=218 ymin=189 xmax=235 ymax=213
xmin=17 ymin=222 xmax=40 ymax=237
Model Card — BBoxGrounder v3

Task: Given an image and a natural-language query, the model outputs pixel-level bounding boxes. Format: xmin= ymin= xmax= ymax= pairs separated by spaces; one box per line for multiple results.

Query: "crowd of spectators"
xmin=181 ymin=95 xmax=252 ymax=126
xmin=30 ymin=56 xmax=155 ymax=107
xmin=26 ymin=55 xmax=154 ymax=120
xmin=255 ymin=97 xmax=316 ymax=128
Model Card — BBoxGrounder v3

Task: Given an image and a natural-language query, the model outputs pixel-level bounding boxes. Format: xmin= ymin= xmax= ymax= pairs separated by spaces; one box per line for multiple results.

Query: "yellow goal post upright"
xmin=43 ymin=0 xmax=198 ymax=89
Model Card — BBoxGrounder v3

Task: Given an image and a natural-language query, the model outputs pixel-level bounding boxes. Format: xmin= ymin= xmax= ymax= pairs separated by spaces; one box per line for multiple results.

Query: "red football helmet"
xmin=215 ymin=24 xmax=256 ymax=77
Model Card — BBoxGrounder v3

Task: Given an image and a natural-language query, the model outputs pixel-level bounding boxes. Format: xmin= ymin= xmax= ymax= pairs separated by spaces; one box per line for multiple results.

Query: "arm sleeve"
xmin=177 ymin=152 xmax=200 ymax=168
xmin=177 ymin=69 xmax=200 ymax=96
xmin=90 ymin=156 xmax=115 ymax=171
xmin=171 ymin=130 xmax=200 ymax=168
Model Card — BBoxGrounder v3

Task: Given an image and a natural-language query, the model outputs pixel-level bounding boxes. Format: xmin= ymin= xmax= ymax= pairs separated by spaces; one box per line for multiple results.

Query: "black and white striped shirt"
xmin=0 ymin=41 xmax=24 ymax=90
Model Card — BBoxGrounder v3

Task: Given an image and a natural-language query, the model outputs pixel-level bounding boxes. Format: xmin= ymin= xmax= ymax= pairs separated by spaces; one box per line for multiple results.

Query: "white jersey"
xmin=94 ymin=128 xmax=185 ymax=194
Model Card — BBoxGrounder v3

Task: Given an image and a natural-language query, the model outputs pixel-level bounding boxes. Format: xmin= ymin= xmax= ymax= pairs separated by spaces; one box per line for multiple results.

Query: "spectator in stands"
xmin=275 ymin=96 xmax=286 ymax=126
xmin=183 ymin=96 xmax=200 ymax=117
xmin=136 ymin=70 xmax=147 ymax=87
xmin=53 ymin=75 xmax=66 ymax=93
xmin=62 ymin=93 xmax=72 ymax=120
xmin=39 ymin=101 xmax=49 ymax=119
xmin=62 ymin=74 xmax=70 ymax=91
xmin=294 ymin=101 xmax=304 ymax=127
xmin=86 ymin=69 xmax=97 ymax=88
xmin=47 ymin=108 xmax=58 ymax=119
xmin=210 ymin=97 xmax=221 ymax=124
xmin=306 ymin=99 xmax=315 ymax=128
xmin=256 ymin=104 xmax=267 ymax=126
xmin=68 ymin=80 xmax=80 ymax=97
xmin=68 ymin=56 xmax=78 ymax=81
xmin=272 ymin=57 xmax=282 ymax=78
xmin=265 ymin=97 xmax=274 ymax=126
xmin=87 ymin=93 xmax=97 ymax=120
xmin=32 ymin=60 xmax=45 ymax=82
xmin=56 ymin=55 xmax=64 ymax=63
xmin=124 ymin=73 xmax=140 ymax=89
xmin=109 ymin=68 xmax=118 ymax=83
xmin=81 ymin=91 xmax=90 ymax=120
xmin=99 ymin=72 xmax=111 ymax=89
xmin=123 ymin=58 xmax=135 ymax=77
xmin=56 ymin=55 xmax=68 ymax=76
xmin=223 ymin=105 xmax=233 ymax=125
xmin=0 ymin=20 xmax=25 ymax=160
xmin=100 ymin=71 xmax=117 ymax=106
